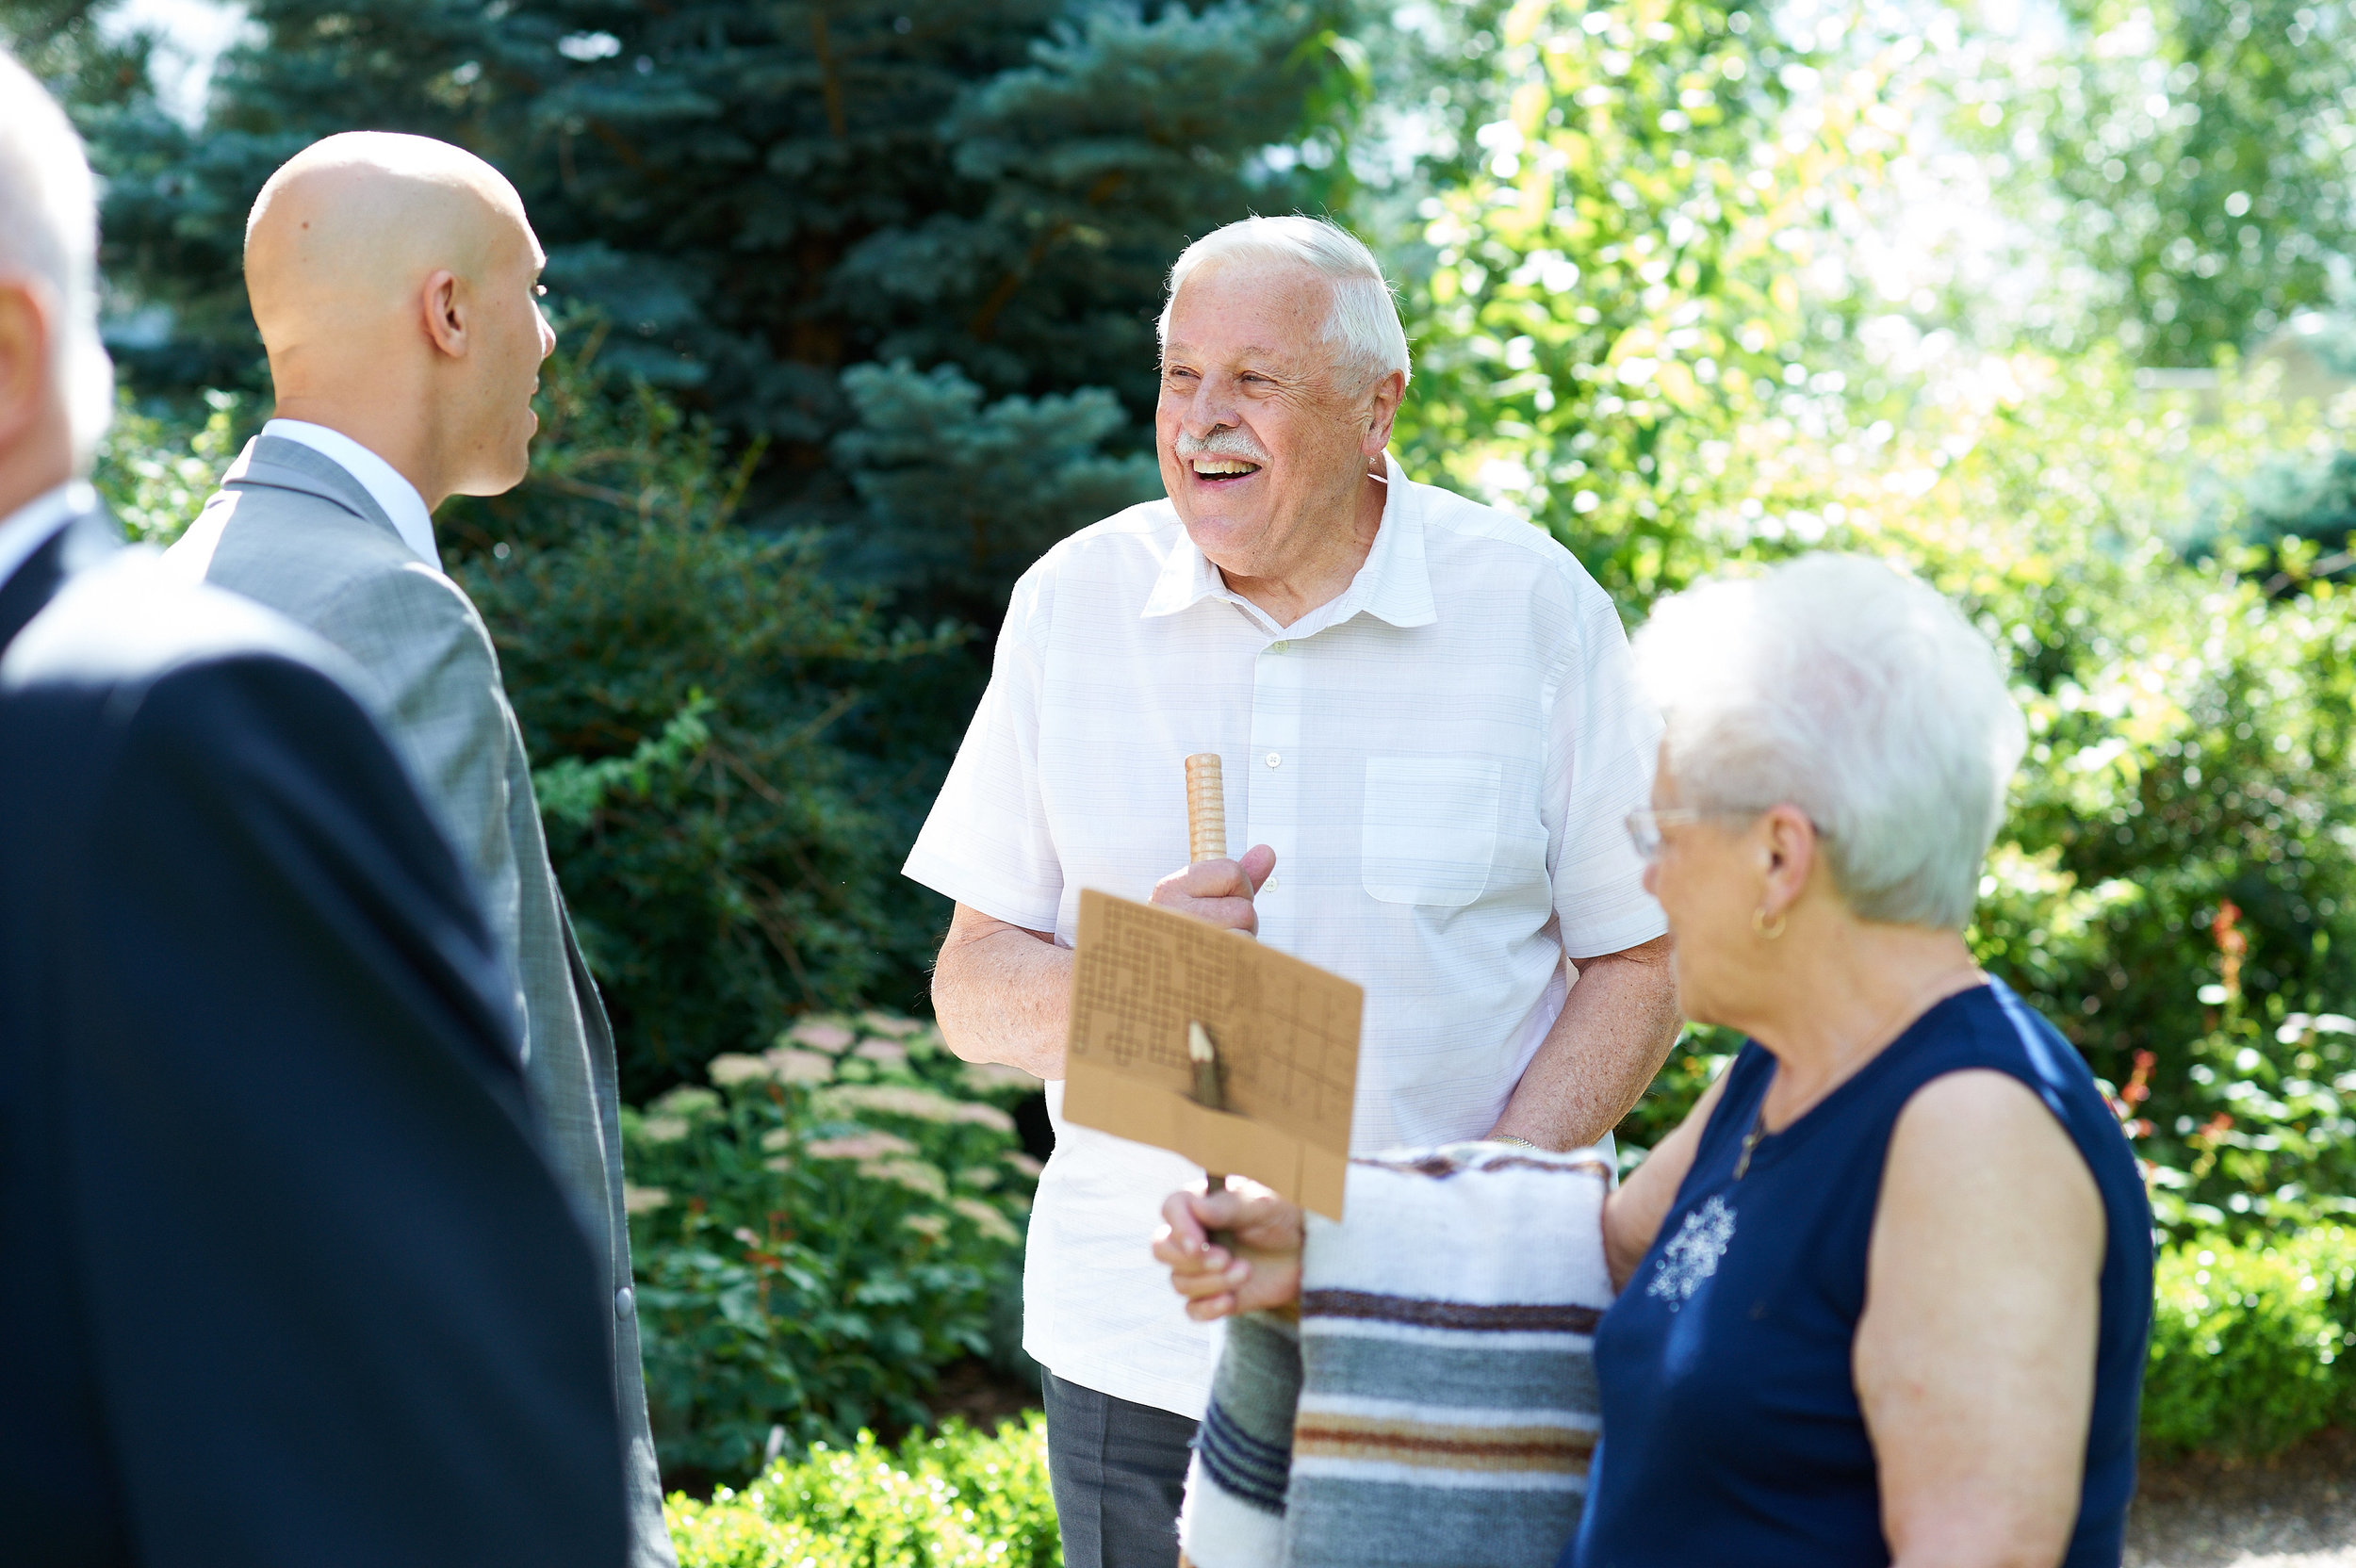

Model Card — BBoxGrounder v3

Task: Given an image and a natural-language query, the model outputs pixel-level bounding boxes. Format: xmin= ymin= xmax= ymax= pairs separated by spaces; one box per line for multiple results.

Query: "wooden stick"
xmin=1184 ymin=752 xmax=1227 ymax=865
xmin=1183 ymin=755 xmax=1235 ymax=1215
xmin=1188 ymin=1021 xmax=1226 ymax=1119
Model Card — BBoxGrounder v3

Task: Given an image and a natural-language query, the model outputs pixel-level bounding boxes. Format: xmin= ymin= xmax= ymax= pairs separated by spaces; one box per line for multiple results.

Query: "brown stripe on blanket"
xmin=1301 ymin=1290 xmax=1604 ymax=1334
xmin=1350 ymin=1152 xmax=1614 ymax=1182
xmin=1294 ymin=1416 xmax=1597 ymax=1472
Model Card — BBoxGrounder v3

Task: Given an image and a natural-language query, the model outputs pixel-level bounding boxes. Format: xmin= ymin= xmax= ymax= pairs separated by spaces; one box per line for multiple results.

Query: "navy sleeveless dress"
xmin=1566 ymin=981 xmax=2153 ymax=1568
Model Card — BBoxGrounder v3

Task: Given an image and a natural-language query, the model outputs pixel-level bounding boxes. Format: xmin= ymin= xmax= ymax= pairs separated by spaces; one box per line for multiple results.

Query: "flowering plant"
xmin=2126 ymin=902 xmax=2356 ymax=1239
xmin=621 ymin=1010 xmax=1041 ymax=1484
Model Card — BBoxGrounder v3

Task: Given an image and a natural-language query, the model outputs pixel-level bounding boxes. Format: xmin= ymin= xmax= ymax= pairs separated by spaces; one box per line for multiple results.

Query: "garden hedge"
xmin=665 ymin=1416 xmax=1057 ymax=1568
xmin=2145 ymin=1225 xmax=2356 ymax=1459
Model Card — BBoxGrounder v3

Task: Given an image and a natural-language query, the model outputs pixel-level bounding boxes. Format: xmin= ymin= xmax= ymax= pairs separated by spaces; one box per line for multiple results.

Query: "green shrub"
xmin=664 ymin=1415 xmax=1058 ymax=1568
xmin=2143 ymin=1227 xmax=2356 ymax=1459
xmin=1591 ymin=354 xmax=2356 ymax=1235
xmin=92 ymin=388 xmax=255 ymax=547
xmin=453 ymin=335 xmax=972 ymax=1100
xmin=624 ymin=1010 xmax=1041 ymax=1483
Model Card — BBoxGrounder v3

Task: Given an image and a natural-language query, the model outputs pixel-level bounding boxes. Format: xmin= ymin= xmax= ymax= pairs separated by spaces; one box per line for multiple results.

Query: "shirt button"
xmin=1270 ymin=641 xmax=1290 ymax=653
xmin=614 ymin=1285 xmax=636 ymax=1320
xmin=1261 ymin=874 xmax=1279 ymax=892
xmin=1265 ymin=751 xmax=1282 ymax=768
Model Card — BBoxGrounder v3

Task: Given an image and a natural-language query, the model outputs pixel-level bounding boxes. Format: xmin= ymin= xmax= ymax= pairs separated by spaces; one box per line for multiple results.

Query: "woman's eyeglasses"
xmin=1624 ymin=807 xmax=1707 ymax=862
xmin=1625 ymin=805 xmax=1829 ymax=861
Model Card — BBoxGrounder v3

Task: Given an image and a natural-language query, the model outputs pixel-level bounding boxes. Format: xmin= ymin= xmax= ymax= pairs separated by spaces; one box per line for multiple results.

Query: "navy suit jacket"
xmin=0 ymin=500 xmax=629 ymax=1566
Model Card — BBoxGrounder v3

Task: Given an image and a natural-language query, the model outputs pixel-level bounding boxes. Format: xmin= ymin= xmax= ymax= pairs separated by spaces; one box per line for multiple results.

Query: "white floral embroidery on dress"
xmin=1645 ymin=1195 xmax=1736 ymax=1311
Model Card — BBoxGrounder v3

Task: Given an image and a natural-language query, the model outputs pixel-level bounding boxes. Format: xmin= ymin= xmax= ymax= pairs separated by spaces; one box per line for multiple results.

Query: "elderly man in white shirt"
xmin=903 ymin=216 xmax=1680 ymax=1568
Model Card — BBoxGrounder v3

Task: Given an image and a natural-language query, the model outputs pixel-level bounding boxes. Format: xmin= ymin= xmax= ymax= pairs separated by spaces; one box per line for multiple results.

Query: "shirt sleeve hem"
xmin=1560 ymin=906 xmax=1671 ymax=961
xmin=901 ymin=848 xmax=1062 ymax=936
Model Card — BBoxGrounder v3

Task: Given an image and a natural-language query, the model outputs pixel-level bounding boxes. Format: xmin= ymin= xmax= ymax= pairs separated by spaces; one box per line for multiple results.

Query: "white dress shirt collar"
xmin=0 ymin=481 xmax=95 ymax=592
xmin=1141 ymin=451 xmax=1436 ymax=635
xmin=261 ymin=418 xmax=439 ymax=567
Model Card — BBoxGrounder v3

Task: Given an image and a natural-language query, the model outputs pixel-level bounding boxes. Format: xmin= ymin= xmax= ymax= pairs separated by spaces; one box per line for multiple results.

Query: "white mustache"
xmin=1174 ymin=428 xmax=1272 ymax=464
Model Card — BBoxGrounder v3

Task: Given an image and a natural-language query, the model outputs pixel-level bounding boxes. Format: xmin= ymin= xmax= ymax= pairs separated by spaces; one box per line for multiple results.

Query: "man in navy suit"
xmin=0 ymin=52 xmax=630 ymax=1567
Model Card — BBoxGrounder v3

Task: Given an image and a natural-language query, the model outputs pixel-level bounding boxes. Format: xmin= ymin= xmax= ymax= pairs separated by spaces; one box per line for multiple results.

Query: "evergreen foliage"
xmin=5 ymin=0 xmax=1353 ymax=1088
xmin=26 ymin=0 xmax=1353 ymax=626
xmin=450 ymin=332 xmax=969 ymax=1093
xmin=832 ymin=360 xmax=1158 ymax=613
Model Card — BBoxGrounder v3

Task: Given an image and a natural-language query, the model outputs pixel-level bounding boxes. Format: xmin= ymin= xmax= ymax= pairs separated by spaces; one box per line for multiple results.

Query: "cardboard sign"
xmin=1062 ymin=889 xmax=1364 ymax=1219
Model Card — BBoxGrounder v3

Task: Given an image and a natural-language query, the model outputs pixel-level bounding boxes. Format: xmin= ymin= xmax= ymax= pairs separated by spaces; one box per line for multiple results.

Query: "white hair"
xmin=0 ymin=51 xmax=112 ymax=468
xmin=1157 ymin=215 xmax=1411 ymax=389
xmin=1633 ymin=553 xmax=2028 ymax=930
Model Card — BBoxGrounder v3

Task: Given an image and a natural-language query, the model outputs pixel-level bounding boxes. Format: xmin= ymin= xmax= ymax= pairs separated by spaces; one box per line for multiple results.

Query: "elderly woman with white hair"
xmin=1159 ymin=554 xmax=2152 ymax=1568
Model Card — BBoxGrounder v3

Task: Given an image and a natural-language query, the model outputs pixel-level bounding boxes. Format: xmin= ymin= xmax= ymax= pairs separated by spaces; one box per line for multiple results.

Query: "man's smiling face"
xmin=1155 ymin=259 xmax=1383 ymax=581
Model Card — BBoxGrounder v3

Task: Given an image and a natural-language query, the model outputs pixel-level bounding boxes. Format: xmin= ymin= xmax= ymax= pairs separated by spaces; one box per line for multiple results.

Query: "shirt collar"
xmin=0 ymin=481 xmax=94 ymax=591
xmin=1140 ymin=452 xmax=1436 ymax=633
xmin=260 ymin=418 xmax=439 ymax=567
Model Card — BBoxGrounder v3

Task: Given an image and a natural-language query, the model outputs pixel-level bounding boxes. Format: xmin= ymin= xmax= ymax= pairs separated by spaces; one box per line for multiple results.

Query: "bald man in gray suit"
xmin=166 ymin=134 xmax=673 ymax=1566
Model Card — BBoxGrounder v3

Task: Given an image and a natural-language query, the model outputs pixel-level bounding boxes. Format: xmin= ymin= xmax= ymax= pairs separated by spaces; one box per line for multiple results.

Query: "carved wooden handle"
xmin=1184 ymin=752 xmax=1227 ymax=864
xmin=1184 ymin=755 xmax=1236 ymax=1213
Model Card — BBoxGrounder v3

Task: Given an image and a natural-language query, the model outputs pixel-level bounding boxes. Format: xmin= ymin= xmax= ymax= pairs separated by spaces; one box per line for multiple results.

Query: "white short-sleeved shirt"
xmin=903 ymin=454 xmax=1666 ymax=1417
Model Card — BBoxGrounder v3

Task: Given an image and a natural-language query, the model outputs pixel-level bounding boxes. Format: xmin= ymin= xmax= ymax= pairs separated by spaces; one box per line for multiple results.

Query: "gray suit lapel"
xmin=223 ymin=435 xmax=409 ymax=552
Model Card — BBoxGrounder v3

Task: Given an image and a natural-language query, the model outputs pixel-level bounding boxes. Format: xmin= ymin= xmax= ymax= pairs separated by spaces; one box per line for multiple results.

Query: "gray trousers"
xmin=1042 ymin=1370 xmax=1201 ymax=1568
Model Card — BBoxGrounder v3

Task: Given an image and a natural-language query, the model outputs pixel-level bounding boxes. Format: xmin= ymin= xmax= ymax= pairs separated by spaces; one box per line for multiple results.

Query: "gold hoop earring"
xmin=1752 ymin=906 xmax=1786 ymax=940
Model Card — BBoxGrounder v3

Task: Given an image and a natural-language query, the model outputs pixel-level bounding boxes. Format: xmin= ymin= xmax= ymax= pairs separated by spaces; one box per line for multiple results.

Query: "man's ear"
xmin=420 ymin=269 xmax=468 ymax=360
xmin=1360 ymin=368 xmax=1406 ymax=456
xmin=0 ymin=281 xmax=54 ymax=453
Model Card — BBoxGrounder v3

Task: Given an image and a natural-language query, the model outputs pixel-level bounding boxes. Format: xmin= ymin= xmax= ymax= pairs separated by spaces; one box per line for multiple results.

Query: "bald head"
xmin=246 ymin=132 xmax=555 ymax=508
xmin=247 ymin=132 xmax=536 ymax=338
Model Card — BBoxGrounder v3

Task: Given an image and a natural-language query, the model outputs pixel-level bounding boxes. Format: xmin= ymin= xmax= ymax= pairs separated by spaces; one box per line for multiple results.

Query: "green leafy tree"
xmin=1985 ymin=0 xmax=2356 ymax=364
xmin=1594 ymin=349 xmax=2356 ymax=1243
xmin=1378 ymin=0 xmax=1846 ymax=607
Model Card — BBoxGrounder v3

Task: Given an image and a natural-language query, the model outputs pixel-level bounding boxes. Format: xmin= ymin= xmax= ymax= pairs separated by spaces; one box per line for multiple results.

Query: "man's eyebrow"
xmin=1161 ymin=343 xmax=1286 ymax=360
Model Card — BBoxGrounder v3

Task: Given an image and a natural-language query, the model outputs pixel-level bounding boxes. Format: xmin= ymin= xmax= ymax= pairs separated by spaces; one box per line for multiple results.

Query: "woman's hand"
xmin=1153 ymin=1179 xmax=1304 ymax=1321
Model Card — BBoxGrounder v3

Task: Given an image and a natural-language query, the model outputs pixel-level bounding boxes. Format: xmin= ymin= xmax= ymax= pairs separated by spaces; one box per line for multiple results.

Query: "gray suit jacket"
xmin=169 ymin=435 xmax=674 ymax=1566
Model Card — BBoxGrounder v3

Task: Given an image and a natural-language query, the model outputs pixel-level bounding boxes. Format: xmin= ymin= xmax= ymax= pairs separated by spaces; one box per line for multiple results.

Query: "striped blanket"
xmin=1180 ymin=1142 xmax=1616 ymax=1568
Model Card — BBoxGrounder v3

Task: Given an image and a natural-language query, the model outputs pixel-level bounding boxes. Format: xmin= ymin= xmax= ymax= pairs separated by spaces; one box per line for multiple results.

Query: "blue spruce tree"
xmin=3 ymin=0 xmax=1360 ymax=1088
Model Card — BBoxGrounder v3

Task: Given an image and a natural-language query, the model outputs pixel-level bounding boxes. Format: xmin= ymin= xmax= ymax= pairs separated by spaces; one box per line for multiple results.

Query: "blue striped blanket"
xmin=1180 ymin=1142 xmax=1616 ymax=1568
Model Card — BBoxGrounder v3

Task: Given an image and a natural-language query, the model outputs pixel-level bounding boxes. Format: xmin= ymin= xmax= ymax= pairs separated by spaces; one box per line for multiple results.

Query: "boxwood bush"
xmin=2145 ymin=1226 xmax=2356 ymax=1458
xmin=664 ymin=1415 xmax=1057 ymax=1568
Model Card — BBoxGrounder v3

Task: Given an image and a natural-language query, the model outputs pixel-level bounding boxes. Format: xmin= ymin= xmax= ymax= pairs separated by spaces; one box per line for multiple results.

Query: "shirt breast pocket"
xmin=1360 ymin=755 xmax=1503 ymax=907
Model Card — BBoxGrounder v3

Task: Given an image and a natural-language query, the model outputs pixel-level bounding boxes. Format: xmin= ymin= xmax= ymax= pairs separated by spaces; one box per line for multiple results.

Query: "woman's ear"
xmin=1757 ymin=804 xmax=1818 ymax=919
